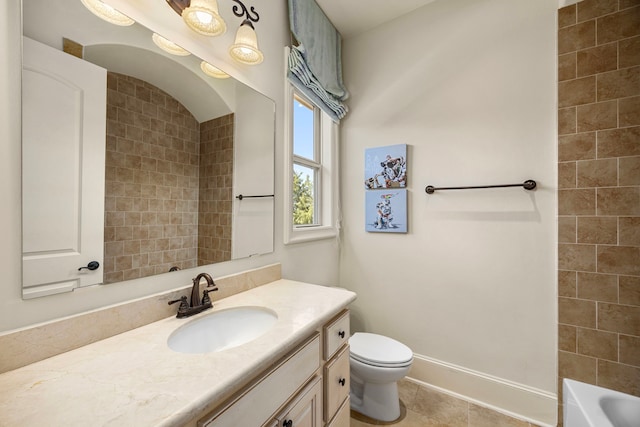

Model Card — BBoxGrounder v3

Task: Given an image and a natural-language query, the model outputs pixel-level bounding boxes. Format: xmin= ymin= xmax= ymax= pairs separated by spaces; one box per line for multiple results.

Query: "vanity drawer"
xmin=200 ymin=334 xmax=320 ymax=427
xmin=323 ymin=309 xmax=349 ymax=360
xmin=323 ymin=345 xmax=350 ymax=422
xmin=326 ymin=396 xmax=350 ymax=427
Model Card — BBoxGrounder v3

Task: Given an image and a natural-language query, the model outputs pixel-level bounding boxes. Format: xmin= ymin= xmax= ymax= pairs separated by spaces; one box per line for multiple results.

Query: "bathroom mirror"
xmin=21 ymin=0 xmax=274 ymax=298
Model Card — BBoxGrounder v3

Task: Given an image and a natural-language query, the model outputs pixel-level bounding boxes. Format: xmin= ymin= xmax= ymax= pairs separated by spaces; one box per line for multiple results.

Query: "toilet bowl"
xmin=349 ymin=332 xmax=413 ymax=422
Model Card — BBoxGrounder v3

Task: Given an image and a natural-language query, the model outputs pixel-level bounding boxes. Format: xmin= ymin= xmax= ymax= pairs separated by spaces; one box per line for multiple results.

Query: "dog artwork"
xmin=364 ymin=144 xmax=408 ymax=189
xmin=374 ymin=199 xmax=395 ymax=229
xmin=365 ymin=190 xmax=407 ymax=233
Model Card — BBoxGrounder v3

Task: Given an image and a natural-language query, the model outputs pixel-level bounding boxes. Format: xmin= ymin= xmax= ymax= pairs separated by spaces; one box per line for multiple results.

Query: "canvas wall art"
xmin=364 ymin=144 xmax=407 ymax=189
xmin=365 ymin=190 xmax=407 ymax=233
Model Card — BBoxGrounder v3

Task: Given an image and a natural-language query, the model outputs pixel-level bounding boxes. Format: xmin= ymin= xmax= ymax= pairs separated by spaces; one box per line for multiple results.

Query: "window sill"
xmin=284 ymin=225 xmax=338 ymax=245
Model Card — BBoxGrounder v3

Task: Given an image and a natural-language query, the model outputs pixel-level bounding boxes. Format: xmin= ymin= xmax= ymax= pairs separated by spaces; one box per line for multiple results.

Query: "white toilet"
xmin=349 ymin=332 xmax=413 ymax=422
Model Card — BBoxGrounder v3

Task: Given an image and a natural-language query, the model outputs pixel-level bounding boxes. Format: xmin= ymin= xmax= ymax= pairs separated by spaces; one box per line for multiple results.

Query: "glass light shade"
xmin=229 ymin=23 xmax=264 ymax=65
xmin=200 ymin=61 xmax=230 ymax=79
xmin=152 ymin=33 xmax=190 ymax=56
xmin=182 ymin=0 xmax=226 ymax=36
xmin=80 ymin=0 xmax=134 ymax=26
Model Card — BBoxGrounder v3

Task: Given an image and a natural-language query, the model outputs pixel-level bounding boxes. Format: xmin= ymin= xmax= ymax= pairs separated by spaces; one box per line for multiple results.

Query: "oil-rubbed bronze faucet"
xmin=168 ymin=273 xmax=218 ymax=318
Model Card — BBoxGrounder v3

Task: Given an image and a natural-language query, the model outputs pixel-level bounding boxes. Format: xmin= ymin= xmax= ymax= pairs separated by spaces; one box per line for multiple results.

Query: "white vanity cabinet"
xmin=197 ymin=309 xmax=351 ymax=427
xmin=322 ymin=310 xmax=350 ymax=427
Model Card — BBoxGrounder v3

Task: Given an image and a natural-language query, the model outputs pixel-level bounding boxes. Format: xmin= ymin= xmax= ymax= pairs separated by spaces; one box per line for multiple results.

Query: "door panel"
xmin=22 ymin=36 xmax=106 ymax=298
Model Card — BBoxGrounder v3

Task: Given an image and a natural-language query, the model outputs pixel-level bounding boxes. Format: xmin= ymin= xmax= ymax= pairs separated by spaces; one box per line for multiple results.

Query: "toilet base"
xmin=350 ymin=379 xmax=401 ymax=422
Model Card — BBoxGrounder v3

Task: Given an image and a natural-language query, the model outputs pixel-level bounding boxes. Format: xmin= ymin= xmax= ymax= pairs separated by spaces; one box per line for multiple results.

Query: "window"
xmin=284 ymin=83 xmax=338 ymax=244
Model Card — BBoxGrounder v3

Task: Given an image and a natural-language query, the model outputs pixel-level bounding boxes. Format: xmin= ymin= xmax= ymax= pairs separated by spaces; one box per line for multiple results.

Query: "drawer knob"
xmin=283 ymin=420 xmax=293 ymax=427
xmin=338 ymin=378 xmax=346 ymax=386
xmin=338 ymin=330 xmax=345 ymax=339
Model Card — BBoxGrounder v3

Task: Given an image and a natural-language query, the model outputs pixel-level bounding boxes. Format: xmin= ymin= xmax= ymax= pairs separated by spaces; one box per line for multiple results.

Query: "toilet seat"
xmin=349 ymin=333 xmax=413 ymax=368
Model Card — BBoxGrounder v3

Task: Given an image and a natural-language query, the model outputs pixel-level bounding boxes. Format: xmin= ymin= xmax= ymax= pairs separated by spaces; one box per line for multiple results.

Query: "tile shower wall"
xmin=198 ymin=114 xmax=234 ymax=265
xmin=104 ymin=72 xmax=200 ymax=283
xmin=557 ymin=0 xmax=639 ymax=422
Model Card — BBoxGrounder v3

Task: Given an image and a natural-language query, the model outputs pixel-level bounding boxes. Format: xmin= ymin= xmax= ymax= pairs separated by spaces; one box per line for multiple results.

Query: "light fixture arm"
xmin=231 ymin=0 xmax=259 ymax=24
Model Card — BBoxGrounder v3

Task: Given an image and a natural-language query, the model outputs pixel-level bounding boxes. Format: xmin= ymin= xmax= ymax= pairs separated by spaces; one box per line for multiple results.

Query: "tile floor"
xmin=350 ymin=379 xmax=544 ymax=427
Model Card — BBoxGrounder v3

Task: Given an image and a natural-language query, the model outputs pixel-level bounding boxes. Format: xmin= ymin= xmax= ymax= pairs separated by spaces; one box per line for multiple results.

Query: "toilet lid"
xmin=349 ymin=333 xmax=413 ymax=367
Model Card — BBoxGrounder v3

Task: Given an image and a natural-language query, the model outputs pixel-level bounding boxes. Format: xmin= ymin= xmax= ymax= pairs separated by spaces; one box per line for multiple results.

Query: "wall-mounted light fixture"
xmin=166 ymin=0 xmax=264 ymax=65
xmin=200 ymin=61 xmax=230 ymax=79
xmin=80 ymin=0 xmax=134 ymax=26
xmin=152 ymin=33 xmax=191 ymax=56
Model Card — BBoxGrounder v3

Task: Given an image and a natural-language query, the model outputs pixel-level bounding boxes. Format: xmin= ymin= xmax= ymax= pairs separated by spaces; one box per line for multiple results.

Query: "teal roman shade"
xmin=287 ymin=0 xmax=348 ymax=122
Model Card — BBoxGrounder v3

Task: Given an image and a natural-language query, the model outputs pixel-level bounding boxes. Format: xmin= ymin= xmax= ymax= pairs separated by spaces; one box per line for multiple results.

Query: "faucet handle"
xmin=168 ymin=296 xmax=189 ymax=308
xmin=201 ymin=288 xmax=218 ymax=305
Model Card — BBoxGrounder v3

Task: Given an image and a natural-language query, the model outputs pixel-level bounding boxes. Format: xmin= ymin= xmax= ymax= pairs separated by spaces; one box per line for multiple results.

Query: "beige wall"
xmin=557 ymin=0 xmax=640 ymax=421
xmin=341 ymin=0 xmax=558 ymax=423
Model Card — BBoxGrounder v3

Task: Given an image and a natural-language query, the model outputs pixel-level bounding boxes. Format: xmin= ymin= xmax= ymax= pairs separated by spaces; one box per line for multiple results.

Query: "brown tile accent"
xmin=598 ymin=302 xmax=640 ymax=335
xmin=577 ymin=327 xmax=618 ymax=360
xmin=559 ymin=132 xmax=596 ymax=160
xmin=596 ymin=6 xmax=640 ymax=45
xmin=558 ymin=189 xmax=596 ymax=215
xmin=577 ymin=158 xmax=618 ymax=187
xmin=559 ymin=243 xmax=597 ymax=272
xmin=559 ymin=270 xmax=578 ymax=297
xmin=558 ymin=4 xmax=577 ymax=29
xmin=597 ymin=360 xmax=640 ymax=396
xmin=559 ymin=216 xmax=577 ymax=243
xmin=559 ymin=2 xmax=640 ymax=412
xmin=577 ymin=216 xmax=618 ymax=244
xmin=558 ymin=350 xmax=597 ymax=383
xmin=559 ymin=324 xmax=577 ymax=352
xmin=596 ymin=187 xmax=640 ymax=215
xmin=598 ymin=246 xmax=640 ymax=275
xmin=558 ymin=20 xmax=596 ymax=55
xmin=597 ymin=126 xmax=640 ymax=158
xmin=619 ymin=156 xmax=640 ymax=186
xmin=577 ymin=0 xmax=618 ymax=23
xmin=576 ymin=43 xmax=618 ymax=77
xmin=620 ymin=217 xmax=640 ymax=246
xmin=619 ymin=35 xmax=640 ymax=68
xmin=620 ymin=334 xmax=640 ymax=366
xmin=559 ymin=52 xmax=577 ymax=81
xmin=559 ymin=162 xmax=577 ymax=188
xmin=559 ymin=76 xmax=597 ymax=107
xmin=577 ymin=271 xmax=619 ymax=302
xmin=577 ymin=101 xmax=618 ymax=132
xmin=619 ymin=96 xmax=640 ymax=127
xmin=597 ymin=66 xmax=640 ymax=102
xmin=105 ymin=72 xmax=200 ymax=282
xmin=559 ymin=107 xmax=578 ymax=135
xmin=558 ymin=296 xmax=597 ymax=327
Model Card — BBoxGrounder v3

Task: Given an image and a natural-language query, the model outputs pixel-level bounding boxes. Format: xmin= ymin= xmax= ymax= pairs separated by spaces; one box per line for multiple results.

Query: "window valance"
xmin=287 ymin=0 xmax=348 ymax=122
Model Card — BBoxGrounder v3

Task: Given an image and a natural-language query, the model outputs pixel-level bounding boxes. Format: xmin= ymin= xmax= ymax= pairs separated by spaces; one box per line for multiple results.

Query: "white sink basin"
xmin=167 ymin=306 xmax=278 ymax=354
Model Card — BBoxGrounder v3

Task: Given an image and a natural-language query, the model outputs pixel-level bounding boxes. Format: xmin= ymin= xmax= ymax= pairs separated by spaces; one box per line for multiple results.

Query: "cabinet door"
xmin=326 ymin=397 xmax=350 ymax=427
xmin=324 ymin=346 xmax=350 ymax=422
xmin=275 ymin=376 xmax=323 ymax=427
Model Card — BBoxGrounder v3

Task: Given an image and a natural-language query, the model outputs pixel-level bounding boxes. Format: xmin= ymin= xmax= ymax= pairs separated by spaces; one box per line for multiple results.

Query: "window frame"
xmin=284 ymin=71 xmax=339 ymax=244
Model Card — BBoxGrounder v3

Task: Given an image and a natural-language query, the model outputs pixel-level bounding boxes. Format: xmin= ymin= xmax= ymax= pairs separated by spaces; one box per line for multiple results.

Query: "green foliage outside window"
xmin=293 ymin=171 xmax=314 ymax=225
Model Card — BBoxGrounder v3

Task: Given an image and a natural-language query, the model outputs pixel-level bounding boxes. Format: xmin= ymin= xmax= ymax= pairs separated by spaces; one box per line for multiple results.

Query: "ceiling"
xmin=315 ymin=0 xmax=437 ymax=39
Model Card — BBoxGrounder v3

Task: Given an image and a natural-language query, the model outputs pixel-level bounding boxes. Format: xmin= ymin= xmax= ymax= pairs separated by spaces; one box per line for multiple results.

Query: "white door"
xmin=22 ymin=36 xmax=107 ymax=299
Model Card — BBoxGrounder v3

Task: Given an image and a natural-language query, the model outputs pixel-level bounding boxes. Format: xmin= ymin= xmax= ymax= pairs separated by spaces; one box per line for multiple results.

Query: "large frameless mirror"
xmin=21 ymin=0 xmax=274 ymax=299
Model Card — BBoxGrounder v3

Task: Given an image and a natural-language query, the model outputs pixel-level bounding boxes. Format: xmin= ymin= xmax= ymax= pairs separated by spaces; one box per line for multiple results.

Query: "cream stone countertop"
xmin=0 ymin=280 xmax=356 ymax=427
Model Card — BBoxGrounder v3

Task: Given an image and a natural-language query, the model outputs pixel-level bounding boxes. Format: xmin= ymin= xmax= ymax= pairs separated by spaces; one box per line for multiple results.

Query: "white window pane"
xmin=293 ymin=164 xmax=315 ymax=225
xmin=293 ymin=97 xmax=314 ymax=161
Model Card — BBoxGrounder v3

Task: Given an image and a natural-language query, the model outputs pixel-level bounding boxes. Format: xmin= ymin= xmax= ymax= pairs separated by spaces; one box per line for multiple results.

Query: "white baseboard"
xmin=408 ymin=354 xmax=557 ymax=427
